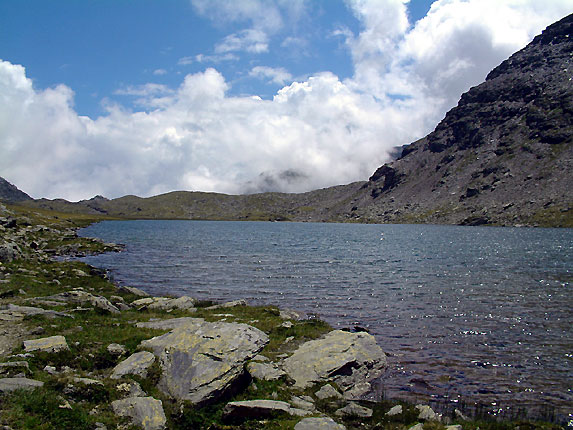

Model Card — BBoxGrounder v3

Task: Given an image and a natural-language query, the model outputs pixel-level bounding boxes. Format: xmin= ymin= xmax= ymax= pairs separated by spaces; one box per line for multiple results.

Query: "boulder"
xmin=41 ymin=290 xmax=120 ymax=314
xmin=222 ymin=400 xmax=311 ymax=422
xmin=136 ymin=317 xmax=203 ymax=331
xmin=386 ymin=405 xmax=403 ymax=416
xmin=0 ymin=377 xmax=44 ymax=392
xmin=111 ymin=351 xmax=156 ymax=379
xmin=408 ymin=424 xmax=424 ymax=430
xmin=335 ymin=402 xmax=373 ymax=418
xmin=282 ymin=330 xmax=387 ymax=398
xmin=0 ymin=304 xmax=72 ymax=319
xmin=416 ymin=405 xmax=440 ymax=421
xmin=290 ymin=396 xmax=315 ymax=412
xmin=315 ymin=384 xmax=343 ymax=400
xmin=107 ymin=343 xmax=127 ymax=356
xmin=116 ymin=381 xmax=147 ymax=398
xmin=295 ymin=417 xmax=347 ymax=430
xmin=132 ymin=296 xmax=196 ymax=312
xmin=246 ymin=361 xmax=286 ymax=381
xmin=23 ymin=335 xmax=69 ymax=353
xmin=111 ymin=397 xmax=167 ymax=430
xmin=139 ymin=318 xmax=268 ymax=404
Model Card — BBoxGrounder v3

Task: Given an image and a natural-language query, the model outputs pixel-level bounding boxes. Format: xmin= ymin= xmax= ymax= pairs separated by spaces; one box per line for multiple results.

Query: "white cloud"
xmin=1 ymin=1 xmax=572 ymax=201
xmin=177 ymin=56 xmax=194 ymax=66
xmin=153 ymin=68 xmax=168 ymax=76
xmin=215 ymin=29 xmax=269 ymax=54
xmin=249 ymin=66 xmax=293 ymax=85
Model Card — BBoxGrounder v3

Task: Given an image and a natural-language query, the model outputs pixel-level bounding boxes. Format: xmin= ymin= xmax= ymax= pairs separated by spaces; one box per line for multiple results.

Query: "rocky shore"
xmin=0 ymin=203 xmax=565 ymax=430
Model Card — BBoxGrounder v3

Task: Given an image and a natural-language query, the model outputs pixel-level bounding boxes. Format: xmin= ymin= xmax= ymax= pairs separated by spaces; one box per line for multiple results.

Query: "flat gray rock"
xmin=386 ymin=405 xmax=403 ymax=416
xmin=111 ymin=351 xmax=156 ymax=379
xmin=222 ymin=400 xmax=311 ymax=421
xmin=416 ymin=404 xmax=440 ymax=421
xmin=132 ymin=296 xmax=196 ymax=312
xmin=282 ymin=330 xmax=387 ymax=398
xmin=41 ymin=290 xmax=120 ymax=314
xmin=136 ymin=317 xmax=204 ymax=331
xmin=0 ymin=361 xmax=30 ymax=376
xmin=0 ymin=304 xmax=72 ymax=319
xmin=315 ymin=384 xmax=343 ymax=400
xmin=111 ymin=396 xmax=167 ymax=430
xmin=140 ymin=319 xmax=268 ymax=404
xmin=23 ymin=335 xmax=69 ymax=353
xmin=335 ymin=402 xmax=373 ymax=418
xmin=118 ymin=285 xmax=149 ymax=297
xmin=295 ymin=417 xmax=347 ymax=430
xmin=0 ymin=377 xmax=44 ymax=392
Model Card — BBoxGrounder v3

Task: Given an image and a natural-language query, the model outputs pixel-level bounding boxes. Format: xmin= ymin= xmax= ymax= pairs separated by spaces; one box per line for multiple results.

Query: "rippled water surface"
xmin=79 ymin=221 xmax=572 ymax=422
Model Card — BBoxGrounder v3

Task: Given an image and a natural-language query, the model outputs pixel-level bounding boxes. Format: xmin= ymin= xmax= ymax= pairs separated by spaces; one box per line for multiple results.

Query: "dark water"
xmin=79 ymin=220 xmax=572 ymax=423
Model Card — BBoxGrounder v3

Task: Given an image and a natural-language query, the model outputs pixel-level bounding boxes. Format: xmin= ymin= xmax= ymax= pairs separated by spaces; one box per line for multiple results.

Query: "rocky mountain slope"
xmin=351 ymin=13 xmax=573 ymax=226
xmin=0 ymin=177 xmax=32 ymax=204
xmin=3 ymin=14 xmax=572 ymax=227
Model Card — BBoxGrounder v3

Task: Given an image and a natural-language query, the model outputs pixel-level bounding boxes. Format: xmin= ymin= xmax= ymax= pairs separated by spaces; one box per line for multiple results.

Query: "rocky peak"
xmin=0 ymin=177 xmax=32 ymax=203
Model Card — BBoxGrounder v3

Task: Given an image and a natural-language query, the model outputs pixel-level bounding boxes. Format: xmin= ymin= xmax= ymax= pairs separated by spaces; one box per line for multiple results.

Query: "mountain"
xmin=348 ymin=13 xmax=573 ymax=227
xmin=15 ymin=14 xmax=573 ymax=227
xmin=0 ymin=177 xmax=32 ymax=204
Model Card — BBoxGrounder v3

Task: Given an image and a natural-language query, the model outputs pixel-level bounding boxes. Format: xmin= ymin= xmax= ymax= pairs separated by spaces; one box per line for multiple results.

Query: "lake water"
xmin=79 ymin=220 xmax=572 ymax=423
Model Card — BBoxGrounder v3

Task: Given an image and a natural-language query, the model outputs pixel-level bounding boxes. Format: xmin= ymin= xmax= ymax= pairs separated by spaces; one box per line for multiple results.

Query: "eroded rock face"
xmin=282 ymin=330 xmax=387 ymax=399
xmin=111 ymin=397 xmax=167 ymax=430
xmin=41 ymin=290 xmax=120 ymax=314
xmin=139 ymin=318 xmax=269 ymax=405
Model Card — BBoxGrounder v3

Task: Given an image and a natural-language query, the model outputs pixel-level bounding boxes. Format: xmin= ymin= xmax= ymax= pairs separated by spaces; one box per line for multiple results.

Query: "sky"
xmin=1 ymin=0 xmax=572 ymax=201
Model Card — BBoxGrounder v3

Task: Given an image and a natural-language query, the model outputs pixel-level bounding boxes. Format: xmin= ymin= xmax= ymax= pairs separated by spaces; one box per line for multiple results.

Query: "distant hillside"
xmin=18 ymin=14 xmax=573 ymax=227
xmin=0 ymin=177 xmax=32 ymax=203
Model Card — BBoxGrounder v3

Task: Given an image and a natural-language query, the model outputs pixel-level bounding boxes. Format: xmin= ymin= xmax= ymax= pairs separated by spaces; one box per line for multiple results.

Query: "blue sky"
xmin=0 ymin=0 xmax=431 ymax=118
xmin=1 ymin=1 xmax=571 ymax=200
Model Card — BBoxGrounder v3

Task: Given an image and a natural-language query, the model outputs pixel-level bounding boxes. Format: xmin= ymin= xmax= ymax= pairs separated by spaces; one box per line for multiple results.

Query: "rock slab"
xmin=111 ymin=351 xmax=156 ymax=379
xmin=0 ymin=377 xmax=44 ymax=392
xmin=222 ymin=400 xmax=311 ymax=421
xmin=295 ymin=417 xmax=347 ymax=430
xmin=23 ymin=335 xmax=69 ymax=353
xmin=139 ymin=317 xmax=268 ymax=404
xmin=282 ymin=330 xmax=386 ymax=398
xmin=111 ymin=396 xmax=167 ymax=430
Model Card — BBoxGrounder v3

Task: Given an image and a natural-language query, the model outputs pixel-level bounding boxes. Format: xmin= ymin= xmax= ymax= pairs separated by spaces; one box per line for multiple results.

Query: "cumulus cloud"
xmin=1 ymin=1 xmax=572 ymax=201
xmin=249 ymin=66 xmax=293 ymax=85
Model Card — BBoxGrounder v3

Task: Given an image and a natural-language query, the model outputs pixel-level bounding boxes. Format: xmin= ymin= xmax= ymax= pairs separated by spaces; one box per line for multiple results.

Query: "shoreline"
xmin=0 ymin=203 xmax=568 ymax=429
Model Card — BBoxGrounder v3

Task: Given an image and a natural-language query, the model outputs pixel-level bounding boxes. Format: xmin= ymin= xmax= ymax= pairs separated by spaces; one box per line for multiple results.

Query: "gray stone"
xmin=41 ymin=290 xmax=120 ymax=314
xmin=408 ymin=424 xmax=424 ymax=430
xmin=416 ymin=405 xmax=440 ymax=421
xmin=279 ymin=309 xmax=304 ymax=320
xmin=23 ymin=335 xmax=69 ymax=353
xmin=290 ymin=396 xmax=315 ymax=411
xmin=386 ymin=405 xmax=403 ymax=416
xmin=107 ymin=343 xmax=127 ymax=356
xmin=315 ymin=384 xmax=343 ymax=400
xmin=0 ymin=361 xmax=30 ymax=376
xmin=132 ymin=296 xmax=196 ymax=312
xmin=111 ymin=397 xmax=167 ymax=430
xmin=246 ymin=361 xmax=286 ymax=381
xmin=0 ymin=304 xmax=72 ymax=319
xmin=447 ymin=426 xmax=463 ymax=430
xmin=0 ymin=377 xmax=44 ymax=392
xmin=455 ymin=409 xmax=470 ymax=421
xmin=282 ymin=330 xmax=387 ymax=398
xmin=140 ymin=318 xmax=268 ymax=404
xmin=222 ymin=400 xmax=311 ymax=421
xmin=335 ymin=402 xmax=373 ymax=418
xmin=295 ymin=417 xmax=346 ymax=430
xmin=111 ymin=351 xmax=156 ymax=379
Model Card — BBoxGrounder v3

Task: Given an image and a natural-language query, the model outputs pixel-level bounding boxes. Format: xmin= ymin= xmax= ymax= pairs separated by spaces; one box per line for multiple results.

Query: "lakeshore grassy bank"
xmin=0 ymin=203 xmax=566 ymax=430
